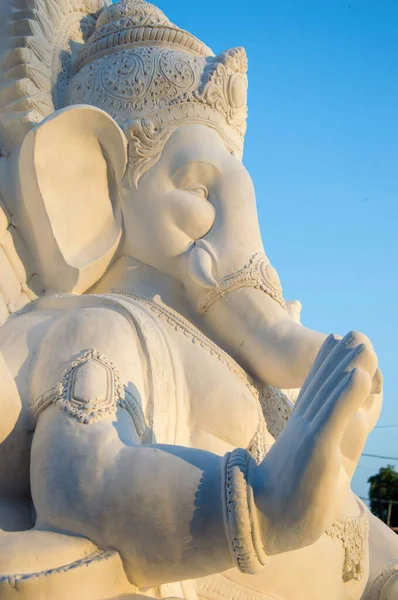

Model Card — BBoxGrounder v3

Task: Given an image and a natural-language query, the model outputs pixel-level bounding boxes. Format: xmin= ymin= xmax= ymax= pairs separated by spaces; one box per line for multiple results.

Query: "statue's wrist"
xmin=222 ymin=448 xmax=268 ymax=574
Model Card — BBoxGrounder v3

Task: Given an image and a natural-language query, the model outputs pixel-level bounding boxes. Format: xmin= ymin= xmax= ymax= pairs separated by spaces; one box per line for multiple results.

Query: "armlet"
xmin=30 ymin=348 xmax=146 ymax=437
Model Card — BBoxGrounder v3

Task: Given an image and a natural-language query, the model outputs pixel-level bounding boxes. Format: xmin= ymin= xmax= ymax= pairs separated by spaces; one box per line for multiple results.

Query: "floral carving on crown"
xmin=75 ymin=48 xmax=202 ymax=112
xmin=67 ymin=0 xmax=248 ymax=158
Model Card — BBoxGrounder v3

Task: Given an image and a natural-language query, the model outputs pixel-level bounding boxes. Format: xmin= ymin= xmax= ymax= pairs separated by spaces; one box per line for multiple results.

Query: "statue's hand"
xmin=253 ymin=331 xmax=381 ymax=555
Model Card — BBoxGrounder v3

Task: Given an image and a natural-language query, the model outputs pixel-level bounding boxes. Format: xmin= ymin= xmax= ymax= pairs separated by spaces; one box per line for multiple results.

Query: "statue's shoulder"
xmin=13 ymin=293 xmax=149 ymax=400
xmin=4 ymin=292 xmax=178 ymax=404
xmin=6 ymin=293 xmax=130 ymax=335
xmin=34 ymin=292 xmax=146 ymax=345
xmin=18 ymin=292 xmax=146 ymax=326
xmin=10 ymin=291 xmax=170 ymax=352
xmin=23 ymin=293 xmax=180 ymax=440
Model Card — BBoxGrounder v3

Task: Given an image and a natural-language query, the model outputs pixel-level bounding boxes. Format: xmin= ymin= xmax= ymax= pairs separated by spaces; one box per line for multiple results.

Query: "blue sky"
xmin=150 ymin=0 xmax=398 ymax=501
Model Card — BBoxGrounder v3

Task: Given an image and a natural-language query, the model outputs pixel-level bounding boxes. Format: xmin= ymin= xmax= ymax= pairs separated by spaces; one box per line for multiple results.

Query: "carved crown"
xmin=67 ymin=0 xmax=248 ymax=158
xmin=77 ymin=0 xmax=213 ymax=68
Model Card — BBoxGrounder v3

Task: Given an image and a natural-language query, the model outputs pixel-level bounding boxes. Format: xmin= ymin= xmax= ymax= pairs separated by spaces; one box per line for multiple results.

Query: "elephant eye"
xmin=184 ymin=185 xmax=208 ymax=199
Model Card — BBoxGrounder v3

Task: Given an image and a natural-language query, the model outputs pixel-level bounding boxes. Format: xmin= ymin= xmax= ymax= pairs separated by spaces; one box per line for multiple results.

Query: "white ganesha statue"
xmin=0 ymin=1 xmax=396 ymax=599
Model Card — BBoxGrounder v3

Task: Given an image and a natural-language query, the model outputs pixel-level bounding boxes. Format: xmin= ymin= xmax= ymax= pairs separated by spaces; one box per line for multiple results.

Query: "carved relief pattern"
xmin=248 ymin=416 xmax=272 ymax=464
xmin=193 ymin=48 xmax=248 ymax=136
xmin=119 ymin=388 xmax=146 ymax=437
xmin=54 ymin=348 xmax=123 ymax=424
xmin=223 ymin=449 xmax=268 ymax=574
xmin=0 ymin=549 xmax=116 ymax=587
xmin=198 ymin=253 xmax=286 ymax=315
xmin=31 ymin=348 xmax=147 ymax=434
xmin=102 ymin=49 xmax=200 ymax=110
xmin=95 ymin=0 xmax=172 ymax=29
xmin=0 ymin=201 xmax=40 ymax=325
xmin=197 ymin=574 xmax=277 ymax=600
xmin=51 ymin=12 xmax=98 ymax=109
xmin=69 ymin=48 xmax=203 ymax=113
xmin=325 ymin=500 xmax=369 ymax=583
xmin=258 ymin=385 xmax=292 ymax=440
xmin=77 ymin=0 xmax=212 ymax=68
xmin=0 ymin=0 xmax=110 ymax=149
xmin=125 ymin=119 xmax=174 ymax=185
xmin=67 ymin=46 xmax=248 ymax=157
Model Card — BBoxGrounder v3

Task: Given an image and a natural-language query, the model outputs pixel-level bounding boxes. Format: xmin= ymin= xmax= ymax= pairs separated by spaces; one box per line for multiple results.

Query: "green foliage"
xmin=368 ymin=465 xmax=398 ymax=527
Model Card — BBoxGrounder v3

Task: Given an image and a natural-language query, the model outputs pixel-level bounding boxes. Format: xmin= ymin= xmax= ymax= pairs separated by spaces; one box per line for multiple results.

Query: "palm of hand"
xmin=253 ymin=331 xmax=381 ymax=555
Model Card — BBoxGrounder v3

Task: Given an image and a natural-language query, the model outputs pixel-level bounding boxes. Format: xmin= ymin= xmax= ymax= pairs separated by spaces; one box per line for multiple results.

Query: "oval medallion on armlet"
xmin=54 ymin=349 xmax=123 ymax=425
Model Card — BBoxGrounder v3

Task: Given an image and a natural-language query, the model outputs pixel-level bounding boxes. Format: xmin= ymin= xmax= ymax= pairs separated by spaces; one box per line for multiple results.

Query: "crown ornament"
xmin=66 ymin=0 xmax=248 ymax=159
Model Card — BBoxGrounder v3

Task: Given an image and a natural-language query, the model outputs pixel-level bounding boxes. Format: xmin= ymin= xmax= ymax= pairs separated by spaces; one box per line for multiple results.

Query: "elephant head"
xmin=10 ymin=0 xmax=328 ymax=390
xmin=116 ymin=121 xmax=326 ymax=389
xmin=15 ymin=100 xmax=322 ymax=388
xmin=0 ymin=0 xmax=331 ymax=397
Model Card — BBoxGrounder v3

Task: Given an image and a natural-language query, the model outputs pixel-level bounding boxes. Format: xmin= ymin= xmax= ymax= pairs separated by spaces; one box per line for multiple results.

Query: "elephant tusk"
xmin=196 ymin=253 xmax=286 ymax=314
xmin=187 ymin=245 xmax=218 ymax=289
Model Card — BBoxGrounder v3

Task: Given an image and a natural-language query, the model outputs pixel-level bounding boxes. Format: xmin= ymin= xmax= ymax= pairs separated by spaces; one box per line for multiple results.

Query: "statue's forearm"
xmin=31 ymin=406 xmax=235 ymax=586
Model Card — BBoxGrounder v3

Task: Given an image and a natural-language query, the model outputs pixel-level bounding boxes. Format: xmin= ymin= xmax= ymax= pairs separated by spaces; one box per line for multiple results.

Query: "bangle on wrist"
xmin=222 ymin=448 xmax=268 ymax=574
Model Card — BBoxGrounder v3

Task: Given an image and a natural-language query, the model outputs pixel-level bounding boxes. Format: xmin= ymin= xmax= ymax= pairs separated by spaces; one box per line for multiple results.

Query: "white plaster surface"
xmin=0 ymin=1 xmax=396 ymax=598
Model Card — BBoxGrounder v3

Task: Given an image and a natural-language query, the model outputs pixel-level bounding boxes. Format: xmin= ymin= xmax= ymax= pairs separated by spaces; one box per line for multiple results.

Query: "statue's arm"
xmin=28 ymin=304 xmax=234 ymax=586
xmin=31 ymin=404 xmax=234 ymax=586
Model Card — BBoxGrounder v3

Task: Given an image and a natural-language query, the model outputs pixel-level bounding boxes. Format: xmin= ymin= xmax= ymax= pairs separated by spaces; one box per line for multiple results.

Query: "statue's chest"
xmin=162 ymin=320 xmax=264 ymax=455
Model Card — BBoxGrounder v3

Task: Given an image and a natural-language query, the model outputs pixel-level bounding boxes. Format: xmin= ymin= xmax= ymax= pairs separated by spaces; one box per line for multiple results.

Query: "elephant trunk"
xmin=180 ymin=188 xmax=326 ymax=389
xmin=184 ymin=258 xmax=325 ymax=388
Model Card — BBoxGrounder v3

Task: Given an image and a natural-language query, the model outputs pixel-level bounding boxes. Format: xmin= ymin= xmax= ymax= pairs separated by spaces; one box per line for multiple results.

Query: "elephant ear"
xmin=17 ymin=105 xmax=127 ymax=294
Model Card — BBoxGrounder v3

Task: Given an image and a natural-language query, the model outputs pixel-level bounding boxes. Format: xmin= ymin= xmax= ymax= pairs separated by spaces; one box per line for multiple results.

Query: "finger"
xmin=361 ymin=390 xmax=383 ymax=432
xmin=295 ymin=331 xmax=359 ymax=415
xmin=293 ymin=334 xmax=340 ymax=415
xmin=371 ymin=368 xmax=383 ymax=395
xmin=305 ymin=340 xmax=375 ymax=421
xmin=340 ymin=412 xmax=369 ymax=468
xmin=306 ymin=331 xmax=375 ymax=398
xmin=303 ymin=333 xmax=377 ymax=421
xmin=314 ymin=367 xmax=372 ymax=441
xmin=301 ymin=334 xmax=341 ymax=393
xmin=360 ymin=369 xmax=383 ymax=432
